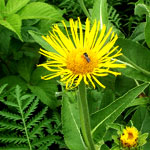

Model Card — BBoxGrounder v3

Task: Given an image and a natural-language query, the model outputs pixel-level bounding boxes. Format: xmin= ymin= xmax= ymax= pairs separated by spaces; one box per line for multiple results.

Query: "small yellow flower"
xmin=120 ymin=126 xmax=139 ymax=147
xmin=38 ymin=18 xmax=126 ymax=89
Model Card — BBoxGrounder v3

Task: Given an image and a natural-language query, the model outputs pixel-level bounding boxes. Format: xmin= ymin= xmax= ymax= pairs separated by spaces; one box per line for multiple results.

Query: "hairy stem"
xmin=78 ymin=80 xmax=95 ymax=150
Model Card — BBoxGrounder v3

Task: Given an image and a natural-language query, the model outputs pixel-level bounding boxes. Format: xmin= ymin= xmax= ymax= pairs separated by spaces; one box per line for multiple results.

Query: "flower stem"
xmin=78 ymin=80 xmax=95 ymax=150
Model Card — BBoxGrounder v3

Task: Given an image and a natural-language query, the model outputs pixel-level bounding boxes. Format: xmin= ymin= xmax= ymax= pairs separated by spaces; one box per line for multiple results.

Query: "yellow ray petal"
xmin=92 ymin=75 xmax=105 ymax=88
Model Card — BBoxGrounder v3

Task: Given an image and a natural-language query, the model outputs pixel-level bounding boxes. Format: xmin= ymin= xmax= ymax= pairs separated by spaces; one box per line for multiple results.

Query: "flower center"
xmin=66 ymin=49 xmax=98 ymax=75
xmin=128 ymin=132 xmax=134 ymax=139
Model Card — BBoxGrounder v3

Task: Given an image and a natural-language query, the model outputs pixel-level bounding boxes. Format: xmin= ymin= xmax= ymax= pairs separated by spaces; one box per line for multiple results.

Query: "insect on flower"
xmin=38 ymin=18 xmax=126 ymax=89
xmin=83 ymin=52 xmax=90 ymax=63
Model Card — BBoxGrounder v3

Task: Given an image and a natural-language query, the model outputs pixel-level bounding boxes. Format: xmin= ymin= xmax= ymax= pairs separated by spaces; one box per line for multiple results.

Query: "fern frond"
xmin=31 ymin=136 xmax=57 ymax=147
xmin=38 ymin=142 xmax=56 ymax=150
xmin=0 ymin=84 xmax=7 ymax=94
xmin=0 ymin=121 xmax=23 ymax=131
xmin=24 ymin=97 xmax=39 ymax=121
xmin=0 ymin=110 xmax=21 ymax=121
xmin=29 ymin=119 xmax=50 ymax=139
xmin=0 ymin=85 xmax=62 ymax=149
xmin=52 ymin=111 xmax=61 ymax=126
xmin=27 ymin=107 xmax=48 ymax=129
xmin=108 ymin=6 xmax=121 ymax=28
xmin=22 ymin=95 xmax=35 ymax=111
xmin=0 ymin=146 xmax=28 ymax=150
xmin=0 ymin=136 xmax=27 ymax=144
xmin=0 ymin=99 xmax=18 ymax=108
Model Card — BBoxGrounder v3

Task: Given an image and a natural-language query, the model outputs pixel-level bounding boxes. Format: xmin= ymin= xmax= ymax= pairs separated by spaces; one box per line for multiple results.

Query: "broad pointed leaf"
xmin=116 ymin=38 xmax=150 ymax=76
xmin=19 ymin=2 xmax=64 ymax=20
xmin=92 ymin=0 xmax=108 ymax=28
xmin=91 ymin=83 xmax=149 ymax=143
xmin=0 ymin=14 xmax=22 ymax=40
xmin=5 ymin=0 xmax=29 ymax=15
xmin=62 ymin=95 xmax=87 ymax=150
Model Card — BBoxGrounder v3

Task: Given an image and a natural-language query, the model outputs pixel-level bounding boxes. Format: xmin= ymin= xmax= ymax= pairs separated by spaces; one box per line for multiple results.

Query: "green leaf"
xmin=90 ymin=83 xmax=149 ymax=143
xmin=5 ymin=0 xmax=29 ymax=15
xmin=29 ymin=30 xmax=58 ymax=54
xmin=62 ymin=95 xmax=87 ymax=150
xmin=117 ymin=38 xmax=150 ymax=76
xmin=132 ymin=107 xmax=150 ymax=133
xmin=130 ymin=22 xmax=145 ymax=42
xmin=0 ymin=14 xmax=22 ymax=41
xmin=0 ymin=0 xmax=5 ymax=14
xmin=92 ymin=0 xmax=108 ymax=28
xmin=19 ymin=2 xmax=64 ymax=20
xmin=135 ymin=1 xmax=150 ymax=48
xmin=138 ymin=133 xmax=149 ymax=146
xmin=117 ymin=66 xmax=150 ymax=83
xmin=0 ymin=27 xmax=11 ymax=53
xmin=135 ymin=1 xmax=150 ymax=17
xmin=127 ymin=97 xmax=149 ymax=108
xmin=17 ymin=57 xmax=35 ymax=82
xmin=78 ymin=0 xmax=91 ymax=19
xmin=29 ymin=67 xmax=59 ymax=108
xmin=29 ymin=85 xmax=55 ymax=108
xmin=0 ymin=75 xmax=27 ymax=89
xmin=115 ymin=75 xmax=136 ymax=96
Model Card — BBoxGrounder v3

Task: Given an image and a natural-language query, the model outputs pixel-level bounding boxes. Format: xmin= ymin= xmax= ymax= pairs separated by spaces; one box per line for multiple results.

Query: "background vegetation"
xmin=0 ymin=0 xmax=150 ymax=149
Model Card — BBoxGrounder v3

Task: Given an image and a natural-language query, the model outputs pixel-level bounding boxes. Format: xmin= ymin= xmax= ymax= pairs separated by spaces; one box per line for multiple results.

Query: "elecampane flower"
xmin=120 ymin=126 xmax=139 ymax=147
xmin=38 ymin=18 xmax=126 ymax=89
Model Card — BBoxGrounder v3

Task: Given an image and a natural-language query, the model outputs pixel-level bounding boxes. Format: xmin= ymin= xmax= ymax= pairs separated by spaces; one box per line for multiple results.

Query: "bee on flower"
xmin=38 ymin=17 xmax=126 ymax=89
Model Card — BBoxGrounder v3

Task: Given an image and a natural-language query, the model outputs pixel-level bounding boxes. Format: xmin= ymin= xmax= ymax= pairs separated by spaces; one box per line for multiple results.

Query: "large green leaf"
xmin=62 ymin=95 xmax=87 ymax=150
xmin=131 ymin=106 xmax=150 ymax=149
xmin=5 ymin=0 xmax=29 ymax=15
xmin=116 ymin=38 xmax=150 ymax=76
xmin=135 ymin=0 xmax=150 ymax=16
xmin=0 ymin=14 xmax=22 ymax=40
xmin=17 ymin=57 xmax=35 ymax=83
xmin=132 ymin=107 xmax=150 ymax=133
xmin=117 ymin=66 xmax=150 ymax=83
xmin=92 ymin=0 xmax=108 ymax=28
xmin=29 ymin=67 xmax=59 ymax=108
xmin=0 ymin=75 xmax=27 ymax=89
xmin=19 ymin=2 xmax=64 ymax=20
xmin=90 ymin=83 xmax=149 ymax=143
xmin=0 ymin=0 xmax=5 ymax=14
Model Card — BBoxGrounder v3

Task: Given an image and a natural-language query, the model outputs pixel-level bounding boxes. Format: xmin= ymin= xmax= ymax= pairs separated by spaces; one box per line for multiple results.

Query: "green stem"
xmin=78 ymin=80 xmax=95 ymax=150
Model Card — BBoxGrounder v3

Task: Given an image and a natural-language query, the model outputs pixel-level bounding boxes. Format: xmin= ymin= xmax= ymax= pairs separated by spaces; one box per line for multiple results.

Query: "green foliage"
xmin=0 ymin=0 xmax=64 ymax=40
xmin=62 ymin=93 xmax=87 ymax=150
xmin=108 ymin=6 xmax=121 ymax=29
xmin=0 ymin=85 xmax=65 ymax=150
xmin=90 ymin=83 xmax=148 ymax=144
xmin=1 ymin=0 xmax=150 ymax=149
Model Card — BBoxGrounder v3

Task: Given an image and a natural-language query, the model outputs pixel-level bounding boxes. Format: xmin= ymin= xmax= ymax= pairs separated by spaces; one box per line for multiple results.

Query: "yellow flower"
xmin=38 ymin=18 xmax=126 ymax=89
xmin=120 ymin=126 xmax=139 ymax=147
